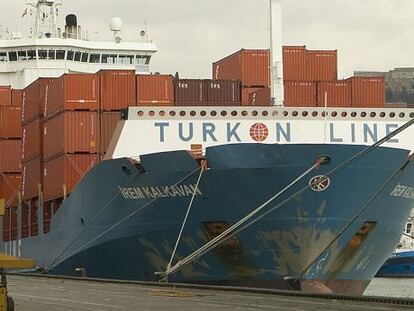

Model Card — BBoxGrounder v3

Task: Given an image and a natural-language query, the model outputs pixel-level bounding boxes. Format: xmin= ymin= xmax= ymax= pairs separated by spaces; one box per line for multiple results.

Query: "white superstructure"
xmin=0 ymin=0 xmax=158 ymax=89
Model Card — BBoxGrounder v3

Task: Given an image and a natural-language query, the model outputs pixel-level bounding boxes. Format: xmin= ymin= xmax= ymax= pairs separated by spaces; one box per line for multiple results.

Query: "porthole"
xmin=211 ymin=110 xmax=217 ymax=117
xmin=292 ymin=111 xmax=298 ymax=117
xmin=149 ymin=110 xmax=155 ymax=117
xmin=302 ymin=111 xmax=309 ymax=117
xmin=252 ymin=110 xmax=258 ymax=117
xmin=272 ymin=111 xmax=279 ymax=117
xmin=169 ymin=111 xmax=176 ymax=117
xmin=231 ymin=110 xmax=238 ymax=117
xmin=331 ymin=111 xmax=338 ymax=117
xmin=410 ymin=112 xmax=414 ymax=118
xmin=341 ymin=112 xmax=347 ymax=117
xmin=321 ymin=111 xmax=328 ymax=117
xmin=200 ymin=110 xmax=207 ymax=117
xmin=351 ymin=112 xmax=357 ymax=117
xmin=159 ymin=110 xmax=166 ymax=117
xmin=221 ymin=110 xmax=227 ymax=117
xmin=179 ymin=111 xmax=186 ymax=117
xmin=360 ymin=112 xmax=367 ymax=117
xmin=137 ymin=111 xmax=144 ymax=117
xmin=241 ymin=110 xmax=248 ymax=116
xmin=399 ymin=112 xmax=406 ymax=118
xmin=283 ymin=111 xmax=289 ymax=117
xmin=312 ymin=111 xmax=318 ymax=117
xmin=380 ymin=112 xmax=386 ymax=118
xmin=262 ymin=111 xmax=269 ymax=117
xmin=190 ymin=111 xmax=196 ymax=117
xmin=370 ymin=112 xmax=376 ymax=118
xmin=389 ymin=112 xmax=396 ymax=118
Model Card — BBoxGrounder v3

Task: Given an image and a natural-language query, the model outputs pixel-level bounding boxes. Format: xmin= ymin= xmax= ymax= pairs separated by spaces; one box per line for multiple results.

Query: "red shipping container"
xmin=317 ymin=80 xmax=352 ymax=107
xmin=22 ymin=118 xmax=43 ymax=162
xmin=45 ymin=74 xmax=99 ymax=118
xmin=23 ymin=78 xmax=55 ymax=124
xmin=21 ymin=203 xmax=30 ymax=238
xmin=0 ymin=106 xmax=22 ymax=139
xmin=206 ymin=80 xmax=242 ymax=106
xmin=242 ymin=87 xmax=263 ymax=105
xmin=174 ymin=79 xmax=208 ymax=106
xmin=284 ymin=81 xmax=317 ymax=107
xmin=306 ymin=50 xmax=338 ymax=81
xmin=283 ymin=46 xmax=307 ymax=81
xmin=0 ymin=140 xmax=22 ymax=173
xmin=12 ymin=89 xmax=23 ymax=107
xmin=136 ymin=74 xmax=174 ymax=106
xmin=100 ymin=112 xmax=121 ymax=155
xmin=0 ymin=86 xmax=11 ymax=106
xmin=44 ymin=111 xmax=99 ymax=161
xmin=99 ymin=70 xmax=136 ymax=111
xmin=43 ymin=154 xmax=99 ymax=201
xmin=0 ymin=173 xmax=22 ymax=207
xmin=22 ymin=157 xmax=42 ymax=200
xmin=350 ymin=77 xmax=385 ymax=108
xmin=213 ymin=49 xmax=270 ymax=87
xmin=43 ymin=202 xmax=52 ymax=234
xmin=2 ymin=207 xmax=10 ymax=241
xmin=249 ymin=87 xmax=272 ymax=106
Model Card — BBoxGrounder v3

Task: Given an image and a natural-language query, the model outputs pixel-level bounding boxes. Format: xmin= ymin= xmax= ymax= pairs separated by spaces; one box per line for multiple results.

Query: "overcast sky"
xmin=1 ymin=0 xmax=413 ymax=79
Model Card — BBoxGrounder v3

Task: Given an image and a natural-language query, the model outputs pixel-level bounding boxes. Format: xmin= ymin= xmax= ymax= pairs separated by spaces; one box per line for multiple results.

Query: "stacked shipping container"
xmin=213 ymin=47 xmax=385 ymax=108
xmin=43 ymin=74 xmax=100 ymax=202
xmin=1 ymin=86 xmax=23 ymax=242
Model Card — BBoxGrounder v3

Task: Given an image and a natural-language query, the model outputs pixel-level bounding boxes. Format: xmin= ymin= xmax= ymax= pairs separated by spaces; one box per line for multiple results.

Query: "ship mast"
xmin=269 ymin=0 xmax=284 ymax=106
xmin=25 ymin=0 xmax=62 ymax=38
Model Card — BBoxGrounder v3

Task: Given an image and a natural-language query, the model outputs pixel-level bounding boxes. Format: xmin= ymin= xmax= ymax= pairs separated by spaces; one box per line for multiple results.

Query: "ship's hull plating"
xmin=9 ymin=144 xmax=414 ymax=295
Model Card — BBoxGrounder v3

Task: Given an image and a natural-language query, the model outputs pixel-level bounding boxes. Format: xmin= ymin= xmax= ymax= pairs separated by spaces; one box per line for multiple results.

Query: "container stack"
xmin=99 ymin=70 xmax=136 ymax=158
xmin=43 ymin=74 xmax=100 ymax=205
xmin=213 ymin=47 xmax=385 ymax=108
xmin=21 ymin=78 xmax=56 ymax=237
xmin=0 ymin=86 xmax=22 ymax=242
xmin=212 ymin=49 xmax=269 ymax=105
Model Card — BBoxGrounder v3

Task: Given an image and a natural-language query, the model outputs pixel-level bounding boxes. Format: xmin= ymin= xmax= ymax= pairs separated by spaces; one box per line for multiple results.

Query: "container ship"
xmin=0 ymin=0 xmax=414 ymax=296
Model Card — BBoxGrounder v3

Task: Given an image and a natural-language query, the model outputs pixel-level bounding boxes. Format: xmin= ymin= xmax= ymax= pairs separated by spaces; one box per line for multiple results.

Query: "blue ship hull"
xmin=377 ymin=250 xmax=414 ymax=277
xmin=11 ymin=143 xmax=414 ymax=295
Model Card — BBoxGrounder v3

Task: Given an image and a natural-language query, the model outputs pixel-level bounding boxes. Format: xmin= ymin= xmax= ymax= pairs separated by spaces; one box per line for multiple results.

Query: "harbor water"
xmin=365 ymin=278 xmax=414 ymax=299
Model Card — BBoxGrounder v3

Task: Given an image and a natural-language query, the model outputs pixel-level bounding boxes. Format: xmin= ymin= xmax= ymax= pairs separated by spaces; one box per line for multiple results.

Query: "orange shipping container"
xmin=0 ymin=173 xmax=22 ymax=207
xmin=306 ymin=50 xmax=338 ymax=81
xmin=0 ymin=140 xmax=22 ymax=173
xmin=284 ymin=81 xmax=317 ymax=107
xmin=0 ymin=86 xmax=11 ymax=106
xmin=0 ymin=106 xmax=22 ymax=139
xmin=45 ymin=74 xmax=99 ymax=118
xmin=23 ymin=78 xmax=56 ymax=124
xmin=22 ymin=118 xmax=43 ymax=163
xmin=242 ymin=87 xmax=263 ymax=105
xmin=249 ymin=87 xmax=272 ymax=106
xmin=283 ymin=46 xmax=307 ymax=81
xmin=12 ymin=89 xmax=23 ymax=107
xmin=350 ymin=77 xmax=385 ymax=108
xmin=43 ymin=154 xmax=99 ymax=201
xmin=99 ymin=70 xmax=136 ymax=111
xmin=100 ymin=112 xmax=121 ymax=155
xmin=2 ymin=207 xmax=18 ymax=241
xmin=136 ymin=75 xmax=174 ymax=106
xmin=43 ymin=111 xmax=99 ymax=160
xmin=317 ymin=80 xmax=352 ymax=107
xmin=22 ymin=157 xmax=42 ymax=201
xmin=213 ymin=49 xmax=270 ymax=87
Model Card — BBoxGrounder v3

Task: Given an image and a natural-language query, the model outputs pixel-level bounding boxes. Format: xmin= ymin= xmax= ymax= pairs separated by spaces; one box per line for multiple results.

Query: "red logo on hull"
xmin=250 ymin=123 xmax=269 ymax=142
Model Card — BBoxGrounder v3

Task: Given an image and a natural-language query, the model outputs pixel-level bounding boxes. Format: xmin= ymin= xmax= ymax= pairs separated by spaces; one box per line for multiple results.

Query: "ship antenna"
xmin=269 ymin=0 xmax=284 ymax=106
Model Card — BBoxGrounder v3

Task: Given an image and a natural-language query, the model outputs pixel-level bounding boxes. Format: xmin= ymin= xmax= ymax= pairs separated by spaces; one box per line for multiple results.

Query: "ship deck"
xmin=7 ymin=275 xmax=414 ymax=311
